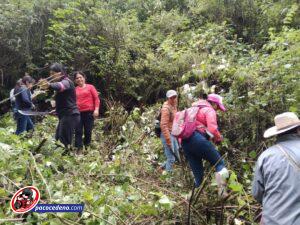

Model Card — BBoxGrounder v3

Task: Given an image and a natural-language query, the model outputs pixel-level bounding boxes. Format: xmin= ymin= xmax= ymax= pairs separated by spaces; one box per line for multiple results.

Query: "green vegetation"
xmin=0 ymin=0 xmax=299 ymax=224
xmin=0 ymin=104 xmax=256 ymax=224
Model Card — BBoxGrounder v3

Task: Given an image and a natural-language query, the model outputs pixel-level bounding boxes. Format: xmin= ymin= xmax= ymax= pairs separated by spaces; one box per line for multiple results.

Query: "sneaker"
xmin=215 ymin=168 xmax=229 ymax=198
xmin=218 ymin=168 xmax=229 ymax=179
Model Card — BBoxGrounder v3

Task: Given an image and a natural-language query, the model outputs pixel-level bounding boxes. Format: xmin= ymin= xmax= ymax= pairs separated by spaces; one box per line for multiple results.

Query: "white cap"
xmin=166 ymin=90 xmax=177 ymax=98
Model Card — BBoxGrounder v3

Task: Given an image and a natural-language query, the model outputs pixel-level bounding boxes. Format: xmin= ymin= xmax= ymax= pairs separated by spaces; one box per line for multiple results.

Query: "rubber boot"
xmin=215 ymin=167 xmax=229 ymax=198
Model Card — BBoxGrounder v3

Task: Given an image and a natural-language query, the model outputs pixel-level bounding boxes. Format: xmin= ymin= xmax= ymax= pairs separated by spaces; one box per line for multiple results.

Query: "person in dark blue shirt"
xmin=39 ymin=63 xmax=80 ymax=149
xmin=14 ymin=75 xmax=35 ymax=135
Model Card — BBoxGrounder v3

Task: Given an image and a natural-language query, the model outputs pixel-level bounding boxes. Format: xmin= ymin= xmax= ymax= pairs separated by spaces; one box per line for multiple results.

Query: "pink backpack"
xmin=171 ymin=104 xmax=207 ymax=139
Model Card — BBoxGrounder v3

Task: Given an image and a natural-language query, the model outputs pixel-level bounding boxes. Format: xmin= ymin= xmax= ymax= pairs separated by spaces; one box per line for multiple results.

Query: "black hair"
xmin=195 ymin=89 xmax=208 ymax=100
xmin=22 ymin=75 xmax=35 ymax=84
xmin=50 ymin=63 xmax=66 ymax=74
xmin=72 ymin=71 xmax=86 ymax=81
xmin=15 ymin=79 xmax=22 ymax=88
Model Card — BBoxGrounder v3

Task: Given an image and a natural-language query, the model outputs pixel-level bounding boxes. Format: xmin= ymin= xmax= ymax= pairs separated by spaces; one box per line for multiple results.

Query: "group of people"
xmin=159 ymin=89 xmax=300 ymax=224
xmin=159 ymin=90 xmax=229 ymax=197
xmin=11 ymin=63 xmax=100 ymax=152
xmin=9 ymin=65 xmax=300 ymax=224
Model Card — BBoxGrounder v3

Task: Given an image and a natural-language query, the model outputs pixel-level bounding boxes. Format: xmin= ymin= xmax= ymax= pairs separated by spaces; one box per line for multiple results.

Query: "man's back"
xmin=252 ymin=134 xmax=300 ymax=225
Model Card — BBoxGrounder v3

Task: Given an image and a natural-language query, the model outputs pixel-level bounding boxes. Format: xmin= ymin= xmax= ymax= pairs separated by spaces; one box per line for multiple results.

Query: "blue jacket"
xmin=14 ymin=86 xmax=32 ymax=110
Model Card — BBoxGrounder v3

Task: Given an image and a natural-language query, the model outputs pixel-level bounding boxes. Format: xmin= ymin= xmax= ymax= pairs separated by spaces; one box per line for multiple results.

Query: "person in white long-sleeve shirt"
xmin=10 ymin=79 xmax=22 ymax=119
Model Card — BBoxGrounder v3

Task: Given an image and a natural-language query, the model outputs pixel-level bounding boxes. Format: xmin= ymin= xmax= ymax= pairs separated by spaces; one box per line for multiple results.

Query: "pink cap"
xmin=207 ymin=94 xmax=226 ymax=111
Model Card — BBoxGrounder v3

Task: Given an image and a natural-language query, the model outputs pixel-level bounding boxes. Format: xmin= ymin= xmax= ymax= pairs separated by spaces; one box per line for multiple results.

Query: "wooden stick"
xmin=187 ymin=184 xmax=195 ymax=225
xmin=25 ymin=149 xmax=52 ymax=201
xmin=32 ymin=138 xmax=47 ymax=154
xmin=229 ymin=204 xmax=247 ymax=225
xmin=51 ymin=213 xmax=82 ymax=225
xmin=0 ymin=218 xmax=24 ymax=223
xmin=193 ymin=153 xmax=228 ymax=206
xmin=0 ymin=173 xmax=21 ymax=189
xmin=0 ymin=74 xmax=64 ymax=105
xmin=107 ymin=205 xmax=128 ymax=225
xmin=85 ymin=209 xmax=115 ymax=225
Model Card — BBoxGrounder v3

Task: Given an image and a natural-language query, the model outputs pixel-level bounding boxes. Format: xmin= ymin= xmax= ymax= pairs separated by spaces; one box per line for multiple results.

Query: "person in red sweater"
xmin=73 ymin=71 xmax=100 ymax=150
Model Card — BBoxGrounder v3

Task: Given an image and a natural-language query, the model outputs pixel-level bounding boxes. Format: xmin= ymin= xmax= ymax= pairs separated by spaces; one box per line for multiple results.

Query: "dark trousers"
xmin=15 ymin=114 xmax=34 ymax=135
xmin=56 ymin=114 xmax=80 ymax=148
xmin=182 ymin=131 xmax=225 ymax=187
xmin=75 ymin=111 xmax=94 ymax=148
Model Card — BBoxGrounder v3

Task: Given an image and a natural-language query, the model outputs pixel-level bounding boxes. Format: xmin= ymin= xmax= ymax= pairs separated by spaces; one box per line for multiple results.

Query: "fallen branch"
xmin=27 ymin=165 xmax=36 ymax=185
xmin=205 ymin=205 xmax=260 ymax=211
xmin=51 ymin=213 xmax=81 ymax=225
xmin=129 ymin=213 xmax=141 ymax=225
xmin=187 ymin=184 xmax=195 ymax=225
xmin=133 ymin=132 xmax=147 ymax=145
xmin=26 ymin=149 xmax=52 ymax=201
xmin=0 ymin=218 xmax=24 ymax=223
xmin=85 ymin=209 xmax=115 ymax=225
xmin=32 ymin=138 xmax=47 ymax=154
xmin=0 ymin=172 xmax=21 ymax=189
xmin=107 ymin=205 xmax=128 ymax=225
xmin=193 ymin=153 xmax=228 ymax=206
xmin=229 ymin=204 xmax=247 ymax=225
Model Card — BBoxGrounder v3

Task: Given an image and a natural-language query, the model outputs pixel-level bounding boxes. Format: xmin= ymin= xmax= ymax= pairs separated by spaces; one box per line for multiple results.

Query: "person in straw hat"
xmin=252 ymin=112 xmax=300 ymax=225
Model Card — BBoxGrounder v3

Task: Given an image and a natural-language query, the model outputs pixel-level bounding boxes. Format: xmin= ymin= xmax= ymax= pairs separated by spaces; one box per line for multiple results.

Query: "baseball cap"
xmin=207 ymin=94 xmax=226 ymax=111
xmin=166 ymin=90 xmax=177 ymax=98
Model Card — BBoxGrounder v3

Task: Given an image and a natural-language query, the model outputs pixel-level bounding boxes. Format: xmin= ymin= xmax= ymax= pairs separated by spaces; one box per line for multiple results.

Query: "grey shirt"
xmin=252 ymin=134 xmax=300 ymax=225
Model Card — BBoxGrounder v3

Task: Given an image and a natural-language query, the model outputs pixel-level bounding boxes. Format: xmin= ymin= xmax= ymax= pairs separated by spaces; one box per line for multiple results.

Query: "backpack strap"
xmin=277 ymin=144 xmax=300 ymax=171
xmin=194 ymin=104 xmax=215 ymax=138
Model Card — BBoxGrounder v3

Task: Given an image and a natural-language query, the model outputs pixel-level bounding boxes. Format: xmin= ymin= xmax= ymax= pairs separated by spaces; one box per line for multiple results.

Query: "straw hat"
xmin=264 ymin=112 xmax=300 ymax=138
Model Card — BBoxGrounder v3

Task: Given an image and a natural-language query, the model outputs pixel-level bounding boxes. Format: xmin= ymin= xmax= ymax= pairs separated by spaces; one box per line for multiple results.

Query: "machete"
xmin=18 ymin=110 xmax=51 ymax=116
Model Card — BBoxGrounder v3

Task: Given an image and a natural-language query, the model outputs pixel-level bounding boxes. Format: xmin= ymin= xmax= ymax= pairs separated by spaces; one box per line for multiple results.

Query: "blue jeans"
xmin=182 ymin=131 xmax=225 ymax=187
xmin=160 ymin=133 xmax=179 ymax=172
xmin=15 ymin=114 xmax=34 ymax=135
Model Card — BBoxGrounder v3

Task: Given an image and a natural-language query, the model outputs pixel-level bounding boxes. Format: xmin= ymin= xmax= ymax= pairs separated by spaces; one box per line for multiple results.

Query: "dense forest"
xmin=0 ymin=0 xmax=299 ymax=224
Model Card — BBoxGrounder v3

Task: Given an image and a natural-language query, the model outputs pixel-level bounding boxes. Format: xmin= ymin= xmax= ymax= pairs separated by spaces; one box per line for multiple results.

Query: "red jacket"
xmin=192 ymin=100 xmax=222 ymax=143
xmin=75 ymin=84 xmax=100 ymax=112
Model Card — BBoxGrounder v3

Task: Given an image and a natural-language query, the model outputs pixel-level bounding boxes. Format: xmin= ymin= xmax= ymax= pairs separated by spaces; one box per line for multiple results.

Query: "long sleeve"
xmin=205 ymin=108 xmax=222 ymax=142
xmin=160 ymin=106 xmax=171 ymax=145
xmin=10 ymin=89 xmax=15 ymax=102
xmin=20 ymin=89 xmax=32 ymax=108
xmin=252 ymin=159 xmax=265 ymax=204
xmin=90 ymin=85 xmax=100 ymax=109
xmin=50 ymin=79 xmax=72 ymax=92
